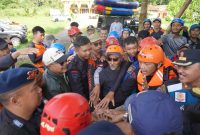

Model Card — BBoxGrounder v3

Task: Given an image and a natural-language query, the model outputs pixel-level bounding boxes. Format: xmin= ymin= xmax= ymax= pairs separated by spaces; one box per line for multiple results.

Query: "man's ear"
xmin=10 ymin=95 xmax=20 ymax=106
xmin=75 ymin=47 xmax=79 ymax=54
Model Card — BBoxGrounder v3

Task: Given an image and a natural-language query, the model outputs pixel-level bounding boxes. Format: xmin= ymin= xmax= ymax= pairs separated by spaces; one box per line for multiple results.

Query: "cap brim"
xmin=55 ymin=54 xmax=68 ymax=64
xmin=172 ymin=60 xmax=193 ymax=66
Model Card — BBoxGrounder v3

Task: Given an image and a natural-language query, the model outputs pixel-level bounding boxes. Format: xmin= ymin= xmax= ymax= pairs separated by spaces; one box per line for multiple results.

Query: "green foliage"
xmin=0 ymin=0 xmax=64 ymax=17
xmin=167 ymin=0 xmax=200 ymax=24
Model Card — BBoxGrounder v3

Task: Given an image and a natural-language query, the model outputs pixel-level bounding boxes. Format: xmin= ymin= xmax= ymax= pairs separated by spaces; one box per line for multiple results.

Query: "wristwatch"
xmin=122 ymin=112 xmax=129 ymax=122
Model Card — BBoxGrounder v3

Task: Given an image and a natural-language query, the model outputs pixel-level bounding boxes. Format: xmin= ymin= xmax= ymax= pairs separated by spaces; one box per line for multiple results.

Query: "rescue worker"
xmin=149 ymin=18 xmax=165 ymax=40
xmin=172 ymin=49 xmax=200 ymax=135
xmin=160 ymin=18 xmax=187 ymax=59
xmin=88 ymin=34 xmax=107 ymax=92
xmin=100 ymin=26 xmax=108 ymax=47
xmin=137 ymin=45 xmax=176 ymax=91
xmin=43 ymin=34 xmax=57 ymax=48
xmin=67 ymin=36 xmax=92 ymax=100
xmin=40 ymin=93 xmax=91 ymax=135
xmin=0 ymin=67 xmax=42 ymax=135
xmin=188 ymin=24 xmax=200 ymax=49
xmin=67 ymin=26 xmax=82 ymax=55
xmin=96 ymin=45 xmax=136 ymax=109
xmin=0 ymin=38 xmax=38 ymax=72
xmin=87 ymin=25 xmax=95 ymax=36
xmin=105 ymin=36 xmax=120 ymax=49
xmin=42 ymin=48 xmax=71 ymax=100
xmin=143 ymin=18 xmax=152 ymax=31
xmin=28 ymin=26 xmax=46 ymax=72
xmin=119 ymin=27 xmax=131 ymax=48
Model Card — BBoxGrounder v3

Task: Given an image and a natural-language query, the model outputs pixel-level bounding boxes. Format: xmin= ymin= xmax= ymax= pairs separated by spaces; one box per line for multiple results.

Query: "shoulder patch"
xmin=13 ymin=120 xmax=23 ymax=128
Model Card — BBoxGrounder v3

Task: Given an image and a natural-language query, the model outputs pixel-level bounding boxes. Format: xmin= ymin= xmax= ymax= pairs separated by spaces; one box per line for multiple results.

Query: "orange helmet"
xmin=106 ymin=45 xmax=124 ymax=56
xmin=106 ymin=37 xmax=120 ymax=47
xmin=40 ymin=93 xmax=91 ymax=135
xmin=139 ymin=37 xmax=158 ymax=49
xmin=138 ymin=45 xmax=164 ymax=64
xmin=68 ymin=26 xmax=82 ymax=36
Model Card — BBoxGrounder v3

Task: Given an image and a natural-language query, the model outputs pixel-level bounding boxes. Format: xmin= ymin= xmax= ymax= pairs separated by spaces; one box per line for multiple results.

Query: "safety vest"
xmin=137 ymin=67 xmax=164 ymax=92
xmin=137 ymin=57 xmax=176 ymax=91
xmin=34 ymin=44 xmax=46 ymax=73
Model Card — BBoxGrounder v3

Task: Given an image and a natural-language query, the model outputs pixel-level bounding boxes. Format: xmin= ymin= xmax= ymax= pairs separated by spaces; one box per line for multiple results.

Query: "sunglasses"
xmin=94 ymin=41 xmax=102 ymax=47
xmin=107 ymin=57 xmax=120 ymax=62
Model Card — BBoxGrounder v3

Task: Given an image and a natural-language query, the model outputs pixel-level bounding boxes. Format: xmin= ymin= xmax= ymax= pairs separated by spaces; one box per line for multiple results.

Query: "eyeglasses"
xmin=94 ymin=41 xmax=102 ymax=47
xmin=107 ymin=57 xmax=119 ymax=62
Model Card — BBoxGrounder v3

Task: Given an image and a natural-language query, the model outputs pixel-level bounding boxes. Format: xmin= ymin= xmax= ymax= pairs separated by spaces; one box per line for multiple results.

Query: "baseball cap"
xmin=87 ymin=25 xmax=95 ymax=31
xmin=77 ymin=120 xmax=124 ymax=135
xmin=153 ymin=18 xmax=161 ymax=23
xmin=0 ymin=67 xmax=38 ymax=94
xmin=88 ymin=34 xmax=102 ymax=43
xmin=189 ymin=24 xmax=200 ymax=31
xmin=42 ymin=48 xmax=68 ymax=66
xmin=0 ymin=38 xmax=8 ymax=50
xmin=128 ymin=90 xmax=183 ymax=135
xmin=173 ymin=49 xmax=200 ymax=66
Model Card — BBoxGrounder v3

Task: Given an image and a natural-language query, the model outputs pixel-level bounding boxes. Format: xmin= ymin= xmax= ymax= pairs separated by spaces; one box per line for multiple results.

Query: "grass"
xmin=0 ymin=16 xmax=68 ymax=49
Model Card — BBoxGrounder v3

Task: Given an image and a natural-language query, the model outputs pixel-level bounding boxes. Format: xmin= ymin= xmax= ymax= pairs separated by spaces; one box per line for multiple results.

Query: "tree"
xmin=138 ymin=0 xmax=148 ymax=32
xmin=167 ymin=0 xmax=200 ymax=23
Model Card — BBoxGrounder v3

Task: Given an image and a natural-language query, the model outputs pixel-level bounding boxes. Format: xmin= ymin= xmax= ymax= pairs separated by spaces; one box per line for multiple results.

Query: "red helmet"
xmin=106 ymin=36 xmax=120 ymax=47
xmin=139 ymin=37 xmax=158 ymax=49
xmin=40 ymin=93 xmax=91 ymax=135
xmin=67 ymin=26 xmax=82 ymax=36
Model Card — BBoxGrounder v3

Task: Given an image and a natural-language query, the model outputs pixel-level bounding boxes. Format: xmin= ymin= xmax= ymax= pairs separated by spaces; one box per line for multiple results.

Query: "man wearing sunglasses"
xmin=42 ymin=48 xmax=71 ymax=100
xmin=95 ymin=45 xmax=136 ymax=109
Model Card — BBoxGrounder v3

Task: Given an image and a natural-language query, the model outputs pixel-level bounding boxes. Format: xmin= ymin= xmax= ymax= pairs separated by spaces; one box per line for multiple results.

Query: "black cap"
xmin=0 ymin=38 xmax=8 ymax=50
xmin=173 ymin=50 xmax=200 ymax=66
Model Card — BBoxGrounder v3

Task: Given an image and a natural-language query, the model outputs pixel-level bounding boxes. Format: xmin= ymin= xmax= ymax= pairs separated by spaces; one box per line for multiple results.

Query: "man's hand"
xmin=89 ymin=85 xmax=101 ymax=107
xmin=100 ymin=55 xmax=106 ymax=62
xmin=11 ymin=48 xmax=38 ymax=59
xmin=104 ymin=109 xmax=124 ymax=123
xmin=96 ymin=91 xmax=115 ymax=109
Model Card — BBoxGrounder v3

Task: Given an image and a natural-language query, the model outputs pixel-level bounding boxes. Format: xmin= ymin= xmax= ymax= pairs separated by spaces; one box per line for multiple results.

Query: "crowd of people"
xmin=0 ymin=17 xmax=200 ymax=135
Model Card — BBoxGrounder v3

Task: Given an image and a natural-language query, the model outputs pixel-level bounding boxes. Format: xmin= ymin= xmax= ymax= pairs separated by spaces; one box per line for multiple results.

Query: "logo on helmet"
xmin=41 ymin=122 xmax=55 ymax=132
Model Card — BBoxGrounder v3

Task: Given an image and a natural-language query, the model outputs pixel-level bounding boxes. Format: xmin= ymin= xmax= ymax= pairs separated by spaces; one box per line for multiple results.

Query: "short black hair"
xmin=74 ymin=36 xmax=90 ymax=48
xmin=124 ymin=36 xmax=138 ymax=46
xmin=138 ymin=30 xmax=150 ymax=39
xmin=32 ymin=26 xmax=45 ymax=34
xmin=101 ymin=26 xmax=108 ymax=31
xmin=70 ymin=22 xmax=79 ymax=27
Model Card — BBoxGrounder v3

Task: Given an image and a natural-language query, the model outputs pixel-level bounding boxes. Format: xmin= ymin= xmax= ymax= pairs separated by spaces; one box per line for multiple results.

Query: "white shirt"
xmin=109 ymin=22 xmax=123 ymax=37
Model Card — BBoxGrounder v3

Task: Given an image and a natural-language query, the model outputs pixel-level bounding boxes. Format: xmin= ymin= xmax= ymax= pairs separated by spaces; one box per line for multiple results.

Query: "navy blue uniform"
xmin=0 ymin=108 xmax=41 ymax=135
xmin=67 ymin=55 xmax=89 ymax=100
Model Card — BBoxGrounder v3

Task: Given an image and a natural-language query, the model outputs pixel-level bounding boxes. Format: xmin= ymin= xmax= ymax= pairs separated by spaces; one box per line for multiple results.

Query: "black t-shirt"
xmin=0 ymin=108 xmax=40 ymax=135
xmin=100 ymin=67 xmax=121 ymax=97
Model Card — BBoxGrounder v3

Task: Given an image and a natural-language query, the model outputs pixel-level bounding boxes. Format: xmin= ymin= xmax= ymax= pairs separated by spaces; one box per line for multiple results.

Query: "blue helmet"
xmin=108 ymin=31 xmax=120 ymax=39
xmin=190 ymin=24 xmax=200 ymax=31
xmin=171 ymin=18 xmax=184 ymax=26
xmin=143 ymin=18 xmax=152 ymax=25
xmin=50 ymin=43 xmax=66 ymax=54
xmin=122 ymin=27 xmax=131 ymax=33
